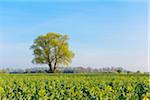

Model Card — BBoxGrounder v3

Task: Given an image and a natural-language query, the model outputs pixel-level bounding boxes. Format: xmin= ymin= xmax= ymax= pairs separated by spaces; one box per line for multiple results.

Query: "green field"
xmin=0 ymin=73 xmax=149 ymax=100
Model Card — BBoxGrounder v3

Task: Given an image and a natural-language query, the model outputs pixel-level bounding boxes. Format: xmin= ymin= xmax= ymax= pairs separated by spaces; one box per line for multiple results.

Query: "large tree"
xmin=30 ymin=32 xmax=74 ymax=73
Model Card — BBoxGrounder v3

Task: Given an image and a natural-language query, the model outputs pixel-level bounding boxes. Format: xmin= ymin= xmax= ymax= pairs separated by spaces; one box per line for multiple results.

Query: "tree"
xmin=116 ymin=69 xmax=122 ymax=73
xmin=136 ymin=70 xmax=141 ymax=74
xmin=30 ymin=32 xmax=74 ymax=73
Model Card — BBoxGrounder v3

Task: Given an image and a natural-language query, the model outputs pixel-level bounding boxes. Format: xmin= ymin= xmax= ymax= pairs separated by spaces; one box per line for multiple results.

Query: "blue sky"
xmin=0 ymin=0 xmax=148 ymax=71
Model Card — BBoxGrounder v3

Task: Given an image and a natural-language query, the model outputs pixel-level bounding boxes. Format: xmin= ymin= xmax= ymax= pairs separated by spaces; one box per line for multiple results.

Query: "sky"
xmin=0 ymin=0 xmax=148 ymax=72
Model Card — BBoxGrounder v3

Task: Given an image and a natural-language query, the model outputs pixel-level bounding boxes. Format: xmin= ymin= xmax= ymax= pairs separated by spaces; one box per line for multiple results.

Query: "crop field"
xmin=0 ymin=73 xmax=149 ymax=100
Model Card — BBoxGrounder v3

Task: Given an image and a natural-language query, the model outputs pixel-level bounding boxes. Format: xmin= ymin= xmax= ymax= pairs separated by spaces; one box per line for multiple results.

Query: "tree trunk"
xmin=48 ymin=63 xmax=53 ymax=73
xmin=53 ymin=61 xmax=57 ymax=73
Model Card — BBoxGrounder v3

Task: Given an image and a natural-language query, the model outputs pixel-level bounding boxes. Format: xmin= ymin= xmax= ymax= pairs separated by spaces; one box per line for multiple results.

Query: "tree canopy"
xmin=30 ymin=32 xmax=74 ymax=73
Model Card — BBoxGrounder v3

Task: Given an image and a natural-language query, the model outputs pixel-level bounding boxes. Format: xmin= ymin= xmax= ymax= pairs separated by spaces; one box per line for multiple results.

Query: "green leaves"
xmin=30 ymin=32 xmax=74 ymax=72
xmin=0 ymin=74 xmax=149 ymax=100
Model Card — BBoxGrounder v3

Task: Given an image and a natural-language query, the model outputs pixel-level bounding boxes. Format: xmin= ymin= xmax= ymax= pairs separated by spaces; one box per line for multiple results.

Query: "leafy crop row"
xmin=0 ymin=73 xmax=149 ymax=100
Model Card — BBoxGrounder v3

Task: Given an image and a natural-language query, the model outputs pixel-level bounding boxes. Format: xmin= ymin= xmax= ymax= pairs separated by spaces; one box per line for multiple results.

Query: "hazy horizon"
xmin=0 ymin=0 xmax=149 ymax=72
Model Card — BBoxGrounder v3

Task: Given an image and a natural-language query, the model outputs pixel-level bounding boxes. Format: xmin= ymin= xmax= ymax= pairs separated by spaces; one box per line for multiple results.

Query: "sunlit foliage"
xmin=0 ymin=73 xmax=149 ymax=100
xmin=30 ymin=32 xmax=74 ymax=73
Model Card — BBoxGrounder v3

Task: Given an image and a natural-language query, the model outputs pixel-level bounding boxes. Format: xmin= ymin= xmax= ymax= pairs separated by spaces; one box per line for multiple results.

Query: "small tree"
xmin=30 ymin=32 xmax=74 ymax=73
xmin=136 ymin=70 xmax=141 ymax=74
xmin=116 ymin=69 xmax=122 ymax=73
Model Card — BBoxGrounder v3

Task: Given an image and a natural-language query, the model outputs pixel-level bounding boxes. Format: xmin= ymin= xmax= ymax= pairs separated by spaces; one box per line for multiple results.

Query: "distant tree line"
xmin=0 ymin=66 xmax=148 ymax=74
